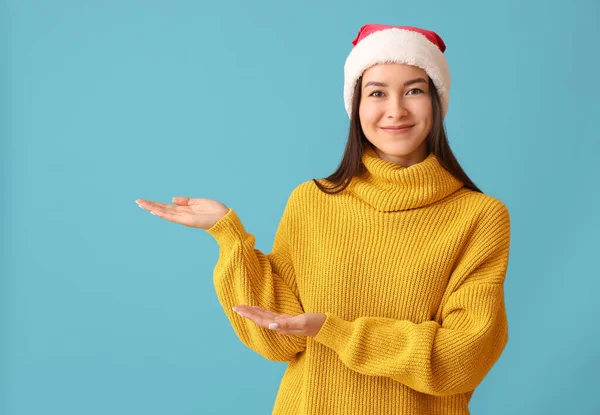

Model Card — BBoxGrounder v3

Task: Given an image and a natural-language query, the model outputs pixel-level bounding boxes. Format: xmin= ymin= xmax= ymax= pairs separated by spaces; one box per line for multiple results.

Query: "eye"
xmin=407 ymin=88 xmax=424 ymax=95
xmin=368 ymin=88 xmax=424 ymax=98
xmin=368 ymin=90 xmax=384 ymax=98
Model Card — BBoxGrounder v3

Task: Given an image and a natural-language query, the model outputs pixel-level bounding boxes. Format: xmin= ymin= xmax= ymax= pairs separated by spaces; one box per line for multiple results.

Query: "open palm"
xmin=232 ymin=305 xmax=326 ymax=337
xmin=136 ymin=196 xmax=230 ymax=229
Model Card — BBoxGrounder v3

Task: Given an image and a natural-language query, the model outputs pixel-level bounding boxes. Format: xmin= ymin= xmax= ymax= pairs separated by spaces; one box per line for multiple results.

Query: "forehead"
xmin=362 ymin=63 xmax=428 ymax=82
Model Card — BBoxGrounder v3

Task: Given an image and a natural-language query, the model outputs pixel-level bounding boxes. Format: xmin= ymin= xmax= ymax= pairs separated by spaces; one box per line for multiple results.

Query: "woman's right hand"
xmin=136 ymin=197 xmax=230 ymax=230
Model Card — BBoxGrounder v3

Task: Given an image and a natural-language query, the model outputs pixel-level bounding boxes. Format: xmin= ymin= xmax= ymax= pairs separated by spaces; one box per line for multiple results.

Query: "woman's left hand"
xmin=232 ymin=305 xmax=326 ymax=337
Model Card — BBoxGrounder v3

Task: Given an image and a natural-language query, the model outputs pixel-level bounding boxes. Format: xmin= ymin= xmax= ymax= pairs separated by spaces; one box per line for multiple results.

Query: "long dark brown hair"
xmin=312 ymin=75 xmax=482 ymax=194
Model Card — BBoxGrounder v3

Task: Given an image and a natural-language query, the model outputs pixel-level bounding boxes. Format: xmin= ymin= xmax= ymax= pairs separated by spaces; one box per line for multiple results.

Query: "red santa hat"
xmin=344 ymin=24 xmax=450 ymax=119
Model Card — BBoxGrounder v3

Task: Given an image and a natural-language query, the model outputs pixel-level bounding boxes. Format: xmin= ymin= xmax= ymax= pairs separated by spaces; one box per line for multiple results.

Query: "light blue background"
xmin=2 ymin=0 xmax=599 ymax=414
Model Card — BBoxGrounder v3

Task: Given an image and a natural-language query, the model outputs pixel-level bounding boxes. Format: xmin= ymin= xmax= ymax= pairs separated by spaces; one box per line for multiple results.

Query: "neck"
xmin=347 ymin=146 xmax=464 ymax=212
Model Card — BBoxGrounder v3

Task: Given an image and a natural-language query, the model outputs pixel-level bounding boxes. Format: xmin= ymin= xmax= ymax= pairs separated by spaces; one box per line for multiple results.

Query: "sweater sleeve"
xmin=312 ymin=201 xmax=511 ymax=397
xmin=204 ymin=189 xmax=306 ymax=362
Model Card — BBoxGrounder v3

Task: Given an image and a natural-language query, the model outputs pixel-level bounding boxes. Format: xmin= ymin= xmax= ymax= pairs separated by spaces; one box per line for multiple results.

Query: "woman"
xmin=136 ymin=24 xmax=511 ymax=415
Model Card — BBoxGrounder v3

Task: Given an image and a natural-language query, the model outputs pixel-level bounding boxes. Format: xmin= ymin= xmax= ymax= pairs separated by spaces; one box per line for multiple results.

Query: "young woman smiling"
xmin=137 ymin=24 xmax=510 ymax=415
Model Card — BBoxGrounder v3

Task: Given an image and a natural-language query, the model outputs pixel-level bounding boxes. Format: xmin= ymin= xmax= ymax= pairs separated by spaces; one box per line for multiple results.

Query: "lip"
xmin=380 ymin=125 xmax=414 ymax=134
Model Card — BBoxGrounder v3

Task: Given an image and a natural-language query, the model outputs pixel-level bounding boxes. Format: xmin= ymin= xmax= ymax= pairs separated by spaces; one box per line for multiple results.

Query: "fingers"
xmin=136 ymin=199 xmax=158 ymax=215
xmin=137 ymin=198 xmax=186 ymax=209
xmin=233 ymin=305 xmax=277 ymax=328
xmin=137 ymin=200 xmax=177 ymax=215
xmin=136 ymin=199 xmax=189 ymax=224
xmin=140 ymin=200 xmax=172 ymax=210
xmin=137 ymin=197 xmax=188 ymax=206
xmin=232 ymin=305 xmax=304 ymax=335
xmin=233 ymin=306 xmax=278 ymax=328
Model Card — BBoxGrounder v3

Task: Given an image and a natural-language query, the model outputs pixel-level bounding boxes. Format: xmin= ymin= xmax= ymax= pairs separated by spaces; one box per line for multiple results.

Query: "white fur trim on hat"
xmin=344 ymin=28 xmax=450 ymax=119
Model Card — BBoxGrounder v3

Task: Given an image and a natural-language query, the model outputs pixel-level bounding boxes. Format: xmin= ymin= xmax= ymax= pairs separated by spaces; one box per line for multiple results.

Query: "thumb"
xmin=172 ymin=196 xmax=190 ymax=205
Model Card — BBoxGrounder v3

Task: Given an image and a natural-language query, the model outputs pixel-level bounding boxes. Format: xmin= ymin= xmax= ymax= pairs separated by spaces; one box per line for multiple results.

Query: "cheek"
xmin=359 ymin=103 xmax=380 ymax=127
xmin=413 ymin=101 xmax=433 ymax=125
xmin=424 ymin=109 xmax=433 ymax=129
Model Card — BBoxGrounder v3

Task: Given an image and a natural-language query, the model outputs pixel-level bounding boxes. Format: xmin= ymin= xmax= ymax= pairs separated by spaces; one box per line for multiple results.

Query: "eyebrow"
xmin=363 ymin=77 xmax=428 ymax=89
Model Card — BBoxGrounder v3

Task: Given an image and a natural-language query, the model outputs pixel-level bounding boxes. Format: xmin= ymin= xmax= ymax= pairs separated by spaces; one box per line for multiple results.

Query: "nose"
xmin=385 ymin=98 xmax=409 ymax=119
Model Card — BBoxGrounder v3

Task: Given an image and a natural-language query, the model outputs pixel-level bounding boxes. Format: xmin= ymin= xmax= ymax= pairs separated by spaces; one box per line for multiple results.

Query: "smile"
xmin=380 ymin=126 xmax=414 ymax=134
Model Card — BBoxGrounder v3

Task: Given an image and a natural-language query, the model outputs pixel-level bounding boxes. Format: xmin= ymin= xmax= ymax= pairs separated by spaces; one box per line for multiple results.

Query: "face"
xmin=359 ymin=63 xmax=433 ymax=166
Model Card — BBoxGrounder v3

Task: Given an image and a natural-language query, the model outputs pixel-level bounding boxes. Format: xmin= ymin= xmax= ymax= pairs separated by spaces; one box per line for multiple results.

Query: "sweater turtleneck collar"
xmin=347 ymin=145 xmax=465 ymax=212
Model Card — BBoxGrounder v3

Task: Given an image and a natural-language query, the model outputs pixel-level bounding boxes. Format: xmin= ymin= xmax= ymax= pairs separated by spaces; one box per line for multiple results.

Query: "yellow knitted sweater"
xmin=205 ymin=146 xmax=511 ymax=415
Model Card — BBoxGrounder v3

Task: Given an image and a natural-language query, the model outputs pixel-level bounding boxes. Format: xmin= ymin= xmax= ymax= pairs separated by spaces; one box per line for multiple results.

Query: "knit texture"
xmin=205 ymin=146 xmax=511 ymax=415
